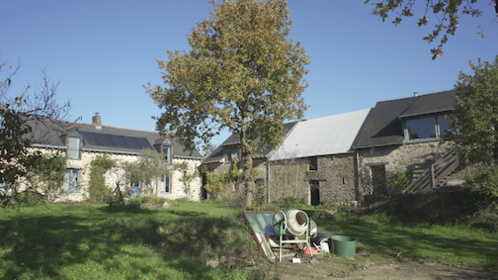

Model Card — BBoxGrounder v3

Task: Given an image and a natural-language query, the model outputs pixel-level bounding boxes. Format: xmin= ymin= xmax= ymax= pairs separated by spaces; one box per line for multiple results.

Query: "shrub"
xmin=466 ymin=164 xmax=498 ymax=198
xmin=274 ymin=196 xmax=305 ymax=210
xmin=88 ymin=154 xmax=115 ymax=203
xmin=128 ymin=196 xmax=167 ymax=208
xmin=387 ymin=170 xmax=412 ymax=194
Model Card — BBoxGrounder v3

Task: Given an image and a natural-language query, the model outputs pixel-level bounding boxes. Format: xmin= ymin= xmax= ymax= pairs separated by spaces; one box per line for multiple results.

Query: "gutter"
xmin=30 ymin=143 xmax=66 ymax=149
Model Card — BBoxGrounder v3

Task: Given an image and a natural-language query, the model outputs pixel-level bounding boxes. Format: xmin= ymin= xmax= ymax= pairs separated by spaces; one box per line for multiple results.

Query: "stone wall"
xmin=357 ymin=141 xmax=454 ymax=197
xmin=268 ymin=153 xmax=357 ymax=205
xmin=268 ymin=158 xmax=308 ymax=203
xmin=202 ymin=141 xmax=456 ymax=205
xmin=28 ymin=147 xmax=203 ymax=202
xmin=155 ymin=157 xmax=203 ymax=201
xmin=203 ymin=157 xmax=267 ymax=200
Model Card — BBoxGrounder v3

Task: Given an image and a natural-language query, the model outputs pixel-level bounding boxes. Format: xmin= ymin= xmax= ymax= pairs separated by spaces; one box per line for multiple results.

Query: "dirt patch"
xmin=258 ymin=255 xmax=498 ymax=280
xmin=347 ymin=262 xmax=497 ymax=280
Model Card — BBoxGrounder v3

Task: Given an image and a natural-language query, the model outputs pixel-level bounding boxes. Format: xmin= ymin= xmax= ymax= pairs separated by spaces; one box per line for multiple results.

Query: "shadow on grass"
xmin=305 ymin=209 xmax=498 ymax=269
xmin=0 ymin=204 xmax=244 ymax=279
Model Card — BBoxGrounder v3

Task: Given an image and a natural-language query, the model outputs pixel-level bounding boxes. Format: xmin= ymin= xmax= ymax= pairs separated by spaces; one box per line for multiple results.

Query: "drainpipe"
xmin=355 ymin=151 xmax=361 ymax=203
xmin=266 ymin=159 xmax=271 ymax=204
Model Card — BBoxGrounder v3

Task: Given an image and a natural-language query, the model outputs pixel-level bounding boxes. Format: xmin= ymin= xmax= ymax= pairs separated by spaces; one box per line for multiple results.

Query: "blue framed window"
xmin=63 ymin=168 xmax=79 ymax=193
xmin=161 ymin=175 xmax=171 ymax=194
xmin=67 ymin=133 xmax=81 ymax=160
xmin=163 ymin=146 xmax=171 ymax=164
xmin=130 ymin=179 xmax=142 ymax=198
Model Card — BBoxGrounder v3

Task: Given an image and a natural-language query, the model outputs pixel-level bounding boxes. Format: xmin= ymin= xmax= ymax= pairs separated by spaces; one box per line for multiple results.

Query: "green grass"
xmin=306 ymin=208 xmax=498 ymax=269
xmin=1 ymin=201 xmax=497 ymax=279
xmin=0 ymin=201 xmax=262 ymax=280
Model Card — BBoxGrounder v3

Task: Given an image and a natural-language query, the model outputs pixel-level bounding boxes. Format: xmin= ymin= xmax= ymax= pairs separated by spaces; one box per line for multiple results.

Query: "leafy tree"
xmin=203 ymin=160 xmax=242 ymax=199
xmin=147 ymin=0 xmax=309 ymax=207
xmin=448 ymin=55 xmax=498 ymax=196
xmin=450 ymin=56 xmax=498 ymax=164
xmin=1 ymin=58 xmax=71 ymax=207
xmin=365 ymin=0 xmax=498 ymax=59
xmin=25 ymin=153 xmax=66 ymax=197
xmin=123 ymin=149 xmax=171 ymax=197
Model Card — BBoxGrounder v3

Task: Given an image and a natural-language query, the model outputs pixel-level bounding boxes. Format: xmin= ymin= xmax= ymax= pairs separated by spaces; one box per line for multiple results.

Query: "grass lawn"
xmin=1 ymin=201 xmax=497 ymax=279
xmin=305 ymin=208 xmax=498 ymax=269
xmin=0 ymin=201 xmax=254 ymax=280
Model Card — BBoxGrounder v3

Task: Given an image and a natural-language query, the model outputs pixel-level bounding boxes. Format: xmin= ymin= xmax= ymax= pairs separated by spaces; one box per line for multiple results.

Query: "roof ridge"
xmin=29 ymin=117 xmax=160 ymax=134
xmin=376 ymin=89 xmax=454 ymax=104
xmin=300 ymin=108 xmax=371 ymax=123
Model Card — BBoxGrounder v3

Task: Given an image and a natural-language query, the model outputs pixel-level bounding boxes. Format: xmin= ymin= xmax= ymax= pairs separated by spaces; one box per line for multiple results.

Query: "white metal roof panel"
xmin=269 ymin=108 xmax=371 ymax=161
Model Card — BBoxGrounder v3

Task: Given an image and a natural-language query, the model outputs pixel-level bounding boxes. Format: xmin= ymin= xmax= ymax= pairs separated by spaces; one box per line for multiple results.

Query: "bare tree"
xmin=1 ymin=57 xmax=71 ymax=207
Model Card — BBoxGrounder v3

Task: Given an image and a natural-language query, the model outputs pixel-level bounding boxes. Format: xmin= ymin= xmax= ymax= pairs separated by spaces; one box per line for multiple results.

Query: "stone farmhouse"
xmin=202 ymin=122 xmax=300 ymax=199
xmin=355 ymin=90 xmax=459 ymax=197
xmin=25 ymin=114 xmax=204 ymax=202
xmin=202 ymin=109 xmax=372 ymax=205
xmin=201 ymin=90 xmax=460 ymax=205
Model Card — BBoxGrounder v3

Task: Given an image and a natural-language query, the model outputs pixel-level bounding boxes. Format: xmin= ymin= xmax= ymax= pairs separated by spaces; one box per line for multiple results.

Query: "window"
xmin=130 ymin=179 xmax=142 ymax=197
xmin=309 ymin=157 xmax=318 ymax=171
xmin=437 ymin=115 xmax=451 ymax=137
xmin=63 ymin=168 xmax=79 ymax=193
xmin=226 ymin=148 xmax=240 ymax=162
xmin=163 ymin=145 xmax=171 ymax=164
xmin=405 ymin=114 xmax=451 ymax=141
xmin=67 ymin=136 xmax=81 ymax=159
xmin=161 ymin=175 xmax=171 ymax=193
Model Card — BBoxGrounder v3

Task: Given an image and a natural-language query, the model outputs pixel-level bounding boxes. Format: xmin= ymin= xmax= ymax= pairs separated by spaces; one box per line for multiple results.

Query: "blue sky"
xmin=2 ymin=0 xmax=497 ymax=146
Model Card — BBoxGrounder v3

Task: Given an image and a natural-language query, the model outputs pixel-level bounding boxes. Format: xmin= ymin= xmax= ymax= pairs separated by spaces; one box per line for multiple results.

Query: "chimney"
xmin=413 ymin=92 xmax=418 ymax=97
xmin=92 ymin=113 xmax=102 ymax=130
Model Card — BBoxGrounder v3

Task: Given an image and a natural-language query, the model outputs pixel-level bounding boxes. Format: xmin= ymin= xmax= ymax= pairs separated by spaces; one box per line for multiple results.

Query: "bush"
xmin=470 ymin=196 xmax=498 ymax=232
xmin=128 ymin=196 xmax=167 ymax=208
xmin=274 ymin=196 xmax=305 ymax=210
xmin=88 ymin=155 xmax=115 ymax=203
xmin=13 ymin=190 xmax=44 ymax=207
xmin=466 ymin=164 xmax=498 ymax=198
xmin=387 ymin=170 xmax=412 ymax=194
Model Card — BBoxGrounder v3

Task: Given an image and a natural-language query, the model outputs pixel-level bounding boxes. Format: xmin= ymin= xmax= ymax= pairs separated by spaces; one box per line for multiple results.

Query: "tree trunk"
xmin=244 ymin=152 xmax=255 ymax=208
xmin=115 ymin=182 xmax=125 ymax=206
xmin=240 ymin=116 xmax=255 ymax=208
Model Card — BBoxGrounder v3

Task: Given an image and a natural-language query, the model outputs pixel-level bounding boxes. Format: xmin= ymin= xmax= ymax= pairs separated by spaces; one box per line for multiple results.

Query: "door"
xmin=371 ymin=165 xmax=387 ymax=195
xmin=309 ymin=180 xmax=320 ymax=206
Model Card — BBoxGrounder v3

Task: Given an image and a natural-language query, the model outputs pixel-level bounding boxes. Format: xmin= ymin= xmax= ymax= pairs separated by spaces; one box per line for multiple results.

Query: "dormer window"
xmin=404 ymin=114 xmax=451 ymax=142
xmin=66 ymin=131 xmax=81 ymax=160
xmin=163 ymin=145 xmax=171 ymax=164
xmin=226 ymin=147 xmax=241 ymax=162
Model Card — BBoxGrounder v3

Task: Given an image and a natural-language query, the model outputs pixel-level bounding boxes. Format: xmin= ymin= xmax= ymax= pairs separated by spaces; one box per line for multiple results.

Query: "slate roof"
xmin=25 ymin=118 xmax=203 ymax=159
xmin=202 ymin=122 xmax=299 ymax=164
xmin=354 ymin=90 xmax=455 ymax=149
xmin=269 ymin=109 xmax=371 ymax=161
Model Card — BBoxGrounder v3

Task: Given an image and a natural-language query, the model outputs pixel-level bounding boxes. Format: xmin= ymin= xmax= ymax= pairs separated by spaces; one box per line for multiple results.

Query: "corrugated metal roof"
xmin=269 ymin=109 xmax=371 ymax=161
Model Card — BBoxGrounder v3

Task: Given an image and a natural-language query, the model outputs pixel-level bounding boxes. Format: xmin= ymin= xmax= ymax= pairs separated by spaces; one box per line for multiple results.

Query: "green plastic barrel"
xmin=331 ymin=235 xmax=357 ymax=258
